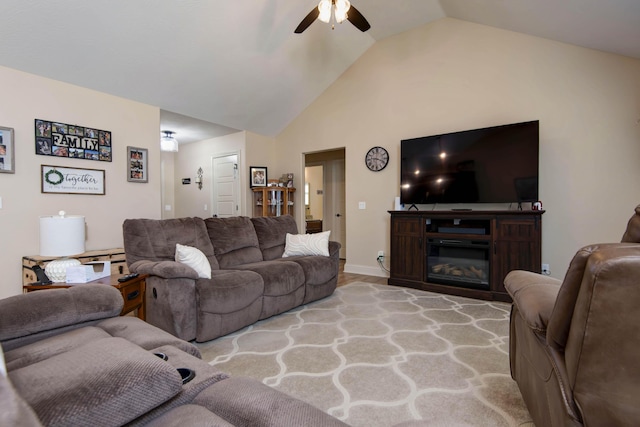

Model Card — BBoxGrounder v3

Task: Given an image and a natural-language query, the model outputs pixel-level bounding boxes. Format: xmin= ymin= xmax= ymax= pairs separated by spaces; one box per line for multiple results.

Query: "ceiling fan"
xmin=295 ymin=0 xmax=371 ymax=34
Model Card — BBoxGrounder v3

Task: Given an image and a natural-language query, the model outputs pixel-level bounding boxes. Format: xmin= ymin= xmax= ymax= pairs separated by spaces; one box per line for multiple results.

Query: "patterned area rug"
xmin=196 ymin=283 xmax=533 ymax=427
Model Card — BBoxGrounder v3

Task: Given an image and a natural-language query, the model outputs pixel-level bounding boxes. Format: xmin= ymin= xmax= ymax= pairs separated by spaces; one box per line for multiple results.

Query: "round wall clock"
xmin=365 ymin=146 xmax=389 ymax=172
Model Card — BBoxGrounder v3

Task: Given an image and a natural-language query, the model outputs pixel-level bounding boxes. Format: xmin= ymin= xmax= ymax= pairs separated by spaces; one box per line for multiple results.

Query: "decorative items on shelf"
xmin=282 ymin=173 xmax=294 ymax=187
xmin=0 ymin=126 xmax=15 ymax=173
xmin=35 ymin=119 xmax=112 ymax=162
xmin=196 ymin=167 xmax=203 ymax=190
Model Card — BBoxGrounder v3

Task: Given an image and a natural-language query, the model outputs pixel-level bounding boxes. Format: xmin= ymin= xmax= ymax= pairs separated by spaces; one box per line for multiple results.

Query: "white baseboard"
xmin=343 ymin=263 xmax=389 ymax=278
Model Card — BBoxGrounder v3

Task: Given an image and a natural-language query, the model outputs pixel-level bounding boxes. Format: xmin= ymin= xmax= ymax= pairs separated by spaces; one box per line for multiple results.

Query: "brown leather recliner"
xmin=504 ymin=204 xmax=640 ymax=427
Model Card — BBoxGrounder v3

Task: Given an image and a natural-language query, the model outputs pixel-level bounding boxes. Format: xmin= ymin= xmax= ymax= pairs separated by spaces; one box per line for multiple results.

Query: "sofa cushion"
xmin=123 ymin=217 xmax=220 ymax=270
xmin=0 ymin=285 xmax=122 ymax=348
xmin=546 ymin=244 xmax=601 ymax=350
xmin=9 ymin=337 xmax=182 ymax=427
xmin=96 ymin=316 xmax=202 ymax=358
xmin=192 ymin=377 xmax=349 ymax=427
xmin=234 ymin=261 xmax=305 ymax=298
xmin=251 ymin=215 xmax=299 ymax=260
xmin=0 ymin=366 xmax=42 ymax=427
xmin=205 ymin=217 xmax=263 ymax=268
xmin=4 ymin=326 xmax=111 ymax=371
xmin=195 ymin=270 xmax=264 ymax=341
xmin=175 ymin=243 xmax=212 ymax=279
xmin=279 ymin=255 xmax=338 ymax=286
xmin=127 ymin=344 xmax=230 ymax=426
xmin=143 ymin=404 xmax=234 ymax=427
xmin=283 ymin=231 xmax=330 ymax=257
xmin=197 ymin=270 xmax=264 ymax=314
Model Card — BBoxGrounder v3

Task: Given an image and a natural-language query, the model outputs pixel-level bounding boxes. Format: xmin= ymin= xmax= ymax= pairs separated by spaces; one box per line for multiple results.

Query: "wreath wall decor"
xmin=44 ymin=169 xmax=64 ymax=186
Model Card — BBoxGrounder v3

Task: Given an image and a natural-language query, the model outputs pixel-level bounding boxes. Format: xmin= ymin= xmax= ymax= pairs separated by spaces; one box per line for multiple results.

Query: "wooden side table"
xmin=23 ymin=274 xmax=147 ymax=320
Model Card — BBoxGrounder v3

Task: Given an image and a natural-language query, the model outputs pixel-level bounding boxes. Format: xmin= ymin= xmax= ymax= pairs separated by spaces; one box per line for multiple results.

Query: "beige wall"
xmin=276 ymin=18 xmax=640 ymax=277
xmin=161 ymin=151 xmax=176 ymax=219
xmin=245 ymin=132 xmax=277 ymax=216
xmin=174 ymin=132 xmax=245 ymax=218
xmin=0 ymin=66 xmax=161 ymax=298
xmin=172 ymin=131 xmax=276 ymax=218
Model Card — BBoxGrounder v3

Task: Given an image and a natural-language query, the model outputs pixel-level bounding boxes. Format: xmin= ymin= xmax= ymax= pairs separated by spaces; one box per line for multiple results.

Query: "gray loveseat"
xmin=122 ymin=215 xmax=340 ymax=342
xmin=0 ymin=285 xmax=348 ymax=427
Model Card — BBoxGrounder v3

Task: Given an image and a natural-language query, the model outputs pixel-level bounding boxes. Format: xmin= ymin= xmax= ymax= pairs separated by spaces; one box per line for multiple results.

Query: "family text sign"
xmin=35 ymin=119 xmax=112 ymax=162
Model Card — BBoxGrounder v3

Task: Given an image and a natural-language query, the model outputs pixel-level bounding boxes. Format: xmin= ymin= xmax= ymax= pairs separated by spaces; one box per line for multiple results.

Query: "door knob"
xmin=336 ymin=213 xmax=342 ymax=217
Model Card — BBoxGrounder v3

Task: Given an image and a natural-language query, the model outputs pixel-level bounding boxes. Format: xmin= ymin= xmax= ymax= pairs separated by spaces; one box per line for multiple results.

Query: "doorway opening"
xmin=304 ymin=148 xmax=345 ymax=259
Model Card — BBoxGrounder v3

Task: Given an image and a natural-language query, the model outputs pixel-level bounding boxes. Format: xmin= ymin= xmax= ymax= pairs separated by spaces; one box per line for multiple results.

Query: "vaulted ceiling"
xmin=1 ymin=0 xmax=638 ymax=143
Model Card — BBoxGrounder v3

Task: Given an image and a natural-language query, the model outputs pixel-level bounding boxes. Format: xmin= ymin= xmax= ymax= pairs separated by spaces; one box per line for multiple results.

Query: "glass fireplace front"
xmin=427 ymin=238 xmax=490 ymax=290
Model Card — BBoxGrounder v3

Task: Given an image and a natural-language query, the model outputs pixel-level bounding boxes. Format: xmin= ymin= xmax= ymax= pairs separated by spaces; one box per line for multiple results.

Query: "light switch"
xmin=0 ymin=196 xmax=2 ymax=209
xmin=358 ymin=201 xmax=366 ymax=210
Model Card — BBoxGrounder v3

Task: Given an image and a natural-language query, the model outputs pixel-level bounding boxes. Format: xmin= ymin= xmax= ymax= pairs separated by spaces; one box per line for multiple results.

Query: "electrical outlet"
xmin=378 ymin=251 xmax=384 ymax=257
xmin=542 ymin=263 xmax=550 ymax=275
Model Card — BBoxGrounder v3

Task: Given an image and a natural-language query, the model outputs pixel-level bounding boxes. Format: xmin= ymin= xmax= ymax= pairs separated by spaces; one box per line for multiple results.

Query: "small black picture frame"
xmin=250 ymin=166 xmax=267 ymax=188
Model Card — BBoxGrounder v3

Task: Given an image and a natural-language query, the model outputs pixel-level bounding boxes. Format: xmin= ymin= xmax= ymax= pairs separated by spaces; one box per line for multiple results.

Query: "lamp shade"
xmin=39 ymin=211 xmax=86 ymax=257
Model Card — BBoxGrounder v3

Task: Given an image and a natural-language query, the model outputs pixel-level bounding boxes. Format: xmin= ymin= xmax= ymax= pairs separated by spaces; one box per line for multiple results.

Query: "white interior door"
xmin=212 ymin=154 xmax=239 ymax=218
xmin=326 ymin=159 xmax=346 ymax=258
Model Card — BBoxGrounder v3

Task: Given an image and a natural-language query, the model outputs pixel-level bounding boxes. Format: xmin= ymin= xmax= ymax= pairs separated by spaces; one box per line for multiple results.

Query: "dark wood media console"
xmin=389 ymin=210 xmax=544 ymax=302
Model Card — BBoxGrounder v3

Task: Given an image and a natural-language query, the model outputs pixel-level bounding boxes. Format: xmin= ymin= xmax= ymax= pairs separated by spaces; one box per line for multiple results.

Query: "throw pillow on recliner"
xmin=282 ymin=231 xmax=330 ymax=257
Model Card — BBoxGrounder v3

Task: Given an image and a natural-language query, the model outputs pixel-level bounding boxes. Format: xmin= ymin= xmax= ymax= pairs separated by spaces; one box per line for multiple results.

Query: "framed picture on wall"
xmin=41 ymin=165 xmax=105 ymax=195
xmin=127 ymin=146 xmax=148 ymax=183
xmin=0 ymin=126 xmax=15 ymax=173
xmin=250 ymin=166 xmax=267 ymax=187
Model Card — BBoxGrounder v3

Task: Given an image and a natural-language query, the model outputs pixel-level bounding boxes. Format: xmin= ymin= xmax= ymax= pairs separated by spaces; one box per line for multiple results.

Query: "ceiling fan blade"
xmin=295 ymin=8 xmax=320 ymax=33
xmin=347 ymin=5 xmax=371 ymax=32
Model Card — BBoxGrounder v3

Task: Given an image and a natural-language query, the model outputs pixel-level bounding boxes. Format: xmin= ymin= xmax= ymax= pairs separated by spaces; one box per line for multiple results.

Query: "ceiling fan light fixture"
xmin=161 ymin=130 xmax=179 ymax=152
xmin=335 ymin=0 xmax=351 ymax=23
xmin=318 ymin=0 xmax=332 ymax=23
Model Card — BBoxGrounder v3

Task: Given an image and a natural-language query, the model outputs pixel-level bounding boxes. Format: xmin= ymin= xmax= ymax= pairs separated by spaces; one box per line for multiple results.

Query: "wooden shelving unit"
xmin=252 ymin=187 xmax=295 ymax=217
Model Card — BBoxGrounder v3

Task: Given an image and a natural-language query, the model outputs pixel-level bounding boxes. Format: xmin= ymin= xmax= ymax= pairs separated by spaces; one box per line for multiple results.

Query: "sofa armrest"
xmin=9 ymin=337 xmax=182 ymax=427
xmin=130 ymin=260 xmax=199 ymax=280
xmin=329 ymin=240 xmax=341 ymax=258
xmin=504 ymin=270 xmax=562 ymax=333
xmin=0 ymin=285 xmax=123 ymax=345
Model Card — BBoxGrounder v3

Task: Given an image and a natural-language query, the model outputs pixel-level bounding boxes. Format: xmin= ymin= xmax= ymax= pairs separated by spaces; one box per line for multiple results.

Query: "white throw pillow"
xmin=282 ymin=231 xmax=330 ymax=257
xmin=175 ymin=244 xmax=212 ymax=279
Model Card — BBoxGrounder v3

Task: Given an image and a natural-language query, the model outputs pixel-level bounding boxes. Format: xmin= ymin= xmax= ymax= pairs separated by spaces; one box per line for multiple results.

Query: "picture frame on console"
xmin=250 ymin=166 xmax=267 ymax=188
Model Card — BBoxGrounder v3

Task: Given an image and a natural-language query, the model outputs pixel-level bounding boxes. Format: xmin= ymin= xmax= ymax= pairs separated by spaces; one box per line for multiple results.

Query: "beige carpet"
xmin=196 ymin=282 xmax=533 ymax=427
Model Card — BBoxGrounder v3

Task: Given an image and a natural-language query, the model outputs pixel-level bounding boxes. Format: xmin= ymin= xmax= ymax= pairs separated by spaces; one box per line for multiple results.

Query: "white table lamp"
xmin=39 ymin=211 xmax=86 ymax=282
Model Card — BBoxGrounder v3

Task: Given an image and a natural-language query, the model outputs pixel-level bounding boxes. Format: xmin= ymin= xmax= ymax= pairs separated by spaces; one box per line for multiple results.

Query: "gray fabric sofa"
xmin=0 ymin=285 xmax=348 ymax=427
xmin=122 ymin=215 xmax=340 ymax=342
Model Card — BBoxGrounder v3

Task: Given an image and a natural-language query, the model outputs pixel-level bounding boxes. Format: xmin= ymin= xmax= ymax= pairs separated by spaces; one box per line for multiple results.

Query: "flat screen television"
xmin=400 ymin=120 xmax=539 ymax=206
